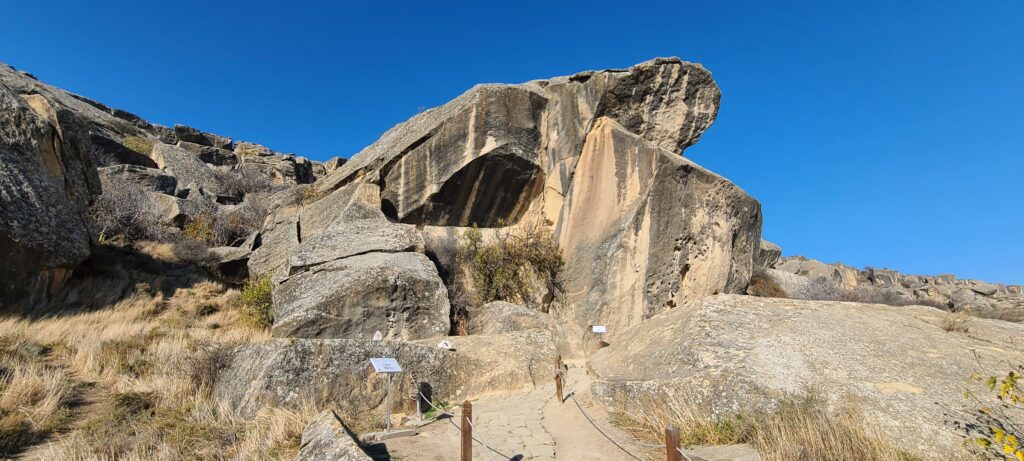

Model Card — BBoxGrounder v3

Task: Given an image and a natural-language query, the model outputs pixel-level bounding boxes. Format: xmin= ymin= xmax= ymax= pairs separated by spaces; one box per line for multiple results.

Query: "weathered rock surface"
xmin=272 ymin=252 xmax=450 ymax=340
xmin=752 ymin=239 xmax=781 ymax=270
xmin=0 ymin=82 xmax=100 ymax=308
xmin=235 ymin=141 xmax=317 ymax=186
xmin=293 ymin=58 xmax=759 ymax=348
xmin=214 ymin=330 xmax=557 ymax=416
xmin=174 ymin=124 xmax=232 ymax=149
xmin=554 ymin=118 xmax=761 ymax=338
xmin=769 ymin=256 xmax=1024 ymax=321
xmin=590 ymin=294 xmax=1024 ymax=456
xmin=149 ymin=142 xmax=229 ymax=198
xmin=294 ymin=410 xmax=371 ymax=461
xmin=467 ymin=301 xmax=550 ymax=335
xmin=175 ymin=140 xmax=237 ymax=166
xmin=98 ymin=164 xmax=177 ymax=195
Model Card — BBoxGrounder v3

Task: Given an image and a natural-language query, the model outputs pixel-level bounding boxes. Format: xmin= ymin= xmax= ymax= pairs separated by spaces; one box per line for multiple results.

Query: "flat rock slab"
xmin=590 ymin=294 xmax=1024 ymax=456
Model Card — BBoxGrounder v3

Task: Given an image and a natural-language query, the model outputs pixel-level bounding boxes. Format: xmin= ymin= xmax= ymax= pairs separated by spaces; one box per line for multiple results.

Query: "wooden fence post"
xmin=461 ymin=400 xmax=472 ymax=461
xmin=555 ymin=373 xmax=564 ymax=403
xmin=666 ymin=424 xmax=682 ymax=461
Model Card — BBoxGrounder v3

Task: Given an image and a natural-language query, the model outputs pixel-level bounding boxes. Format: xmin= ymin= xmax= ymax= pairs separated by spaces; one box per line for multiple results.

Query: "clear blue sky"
xmin=2 ymin=1 xmax=1021 ymax=284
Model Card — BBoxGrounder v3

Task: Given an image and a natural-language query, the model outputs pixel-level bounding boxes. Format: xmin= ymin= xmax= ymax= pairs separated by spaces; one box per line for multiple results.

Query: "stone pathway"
xmin=380 ymin=361 xmax=653 ymax=460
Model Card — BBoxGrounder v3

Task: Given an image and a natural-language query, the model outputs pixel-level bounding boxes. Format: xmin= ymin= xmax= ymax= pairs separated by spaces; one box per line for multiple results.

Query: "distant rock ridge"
xmin=759 ymin=252 xmax=1024 ymax=321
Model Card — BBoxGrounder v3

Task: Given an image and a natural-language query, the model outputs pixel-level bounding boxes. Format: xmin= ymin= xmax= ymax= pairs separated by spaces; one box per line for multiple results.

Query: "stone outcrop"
xmin=294 ymin=410 xmax=371 ymax=461
xmin=97 ymin=164 xmax=177 ymax=195
xmin=174 ymin=124 xmax=232 ymax=149
xmin=467 ymin=301 xmax=550 ymax=335
xmin=287 ymin=58 xmax=761 ymax=350
xmin=0 ymin=80 xmax=100 ymax=308
xmin=589 ymin=294 xmax=1024 ymax=456
xmin=272 ymin=252 xmax=450 ymax=340
xmin=768 ymin=256 xmax=1024 ymax=321
xmin=753 ymin=239 xmax=781 ymax=270
xmin=214 ymin=329 xmax=557 ymax=416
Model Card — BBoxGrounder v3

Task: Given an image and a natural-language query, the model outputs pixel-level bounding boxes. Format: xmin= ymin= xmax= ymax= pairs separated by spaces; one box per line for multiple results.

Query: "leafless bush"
xmin=171 ymin=239 xmax=214 ymax=266
xmin=211 ymin=194 xmax=269 ymax=246
xmin=747 ymin=271 xmax=788 ymax=298
xmin=217 ymin=167 xmax=277 ymax=198
xmin=91 ymin=180 xmax=172 ymax=242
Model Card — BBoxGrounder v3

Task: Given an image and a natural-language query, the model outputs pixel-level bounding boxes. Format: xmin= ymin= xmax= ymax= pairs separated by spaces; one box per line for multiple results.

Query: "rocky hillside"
xmin=2 ymin=59 xmax=1022 ymax=460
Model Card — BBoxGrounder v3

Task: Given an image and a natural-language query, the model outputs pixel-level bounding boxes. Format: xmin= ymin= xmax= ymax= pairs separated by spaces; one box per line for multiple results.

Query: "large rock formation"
xmin=589 ymin=294 xmax=1024 ymax=456
xmin=259 ymin=58 xmax=761 ymax=351
xmin=214 ymin=330 xmax=558 ymax=416
xmin=0 ymin=78 xmax=101 ymax=308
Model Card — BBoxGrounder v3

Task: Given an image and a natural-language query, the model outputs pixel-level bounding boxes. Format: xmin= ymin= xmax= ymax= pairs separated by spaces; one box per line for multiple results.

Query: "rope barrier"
xmin=417 ymin=390 xmax=512 ymax=460
xmin=567 ymin=393 xmax=646 ymax=460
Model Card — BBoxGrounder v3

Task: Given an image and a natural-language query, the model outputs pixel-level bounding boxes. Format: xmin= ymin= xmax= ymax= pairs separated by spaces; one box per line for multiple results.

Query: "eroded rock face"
xmin=467 ymin=301 xmax=550 ymax=335
xmin=590 ymin=294 xmax=1024 ymax=456
xmin=98 ymin=164 xmax=177 ymax=195
xmin=0 ymin=84 xmax=100 ymax=308
xmin=294 ymin=411 xmax=371 ymax=461
xmin=215 ymin=330 xmax=557 ymax=416
xmin=287 ymin=57 xmax=758 ymax=346
xmin=272 ymin=252 xmax=450 ymax=340
xmin=555 ymin=118 xmax=760 ymax=336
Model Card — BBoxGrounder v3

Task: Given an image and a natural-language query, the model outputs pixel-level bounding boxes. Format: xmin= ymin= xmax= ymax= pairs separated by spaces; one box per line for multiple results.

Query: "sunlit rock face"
xmin=261 ymin=57 xmax=760 ymax=347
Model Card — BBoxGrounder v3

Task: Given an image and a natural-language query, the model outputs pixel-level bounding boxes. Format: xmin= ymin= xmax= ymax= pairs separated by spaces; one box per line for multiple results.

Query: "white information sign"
xmin=370 ymin=358 xmax=403 ymax=373
xmin=592 ymin=325 xmax=607 ymax=334
xmin=372 ymin=330 xmax=383 ymax=341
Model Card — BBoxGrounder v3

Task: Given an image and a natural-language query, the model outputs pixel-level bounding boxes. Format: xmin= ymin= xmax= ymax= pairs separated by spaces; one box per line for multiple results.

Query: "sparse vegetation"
xmin=960 ymin=365 xmax=1024 ymax=460
xmin=238 ymin=276 xmax=274 ymax=330
xmin=457 ymin=220 xmax=564 ymax=311
xmin=747 ymin=271 xmax=788 ymax=298
xmin=122 ymin=136 xmax=155 ymax=155
xmin=91 ymin=180 xmax=169 ymax=243
xmin=0 ymin=250 xmax=316 ymax=459
xmin=941 ymin=310 xmax=971 ymax=333
xmin=611 ymin=392 xmax=922 ymax=461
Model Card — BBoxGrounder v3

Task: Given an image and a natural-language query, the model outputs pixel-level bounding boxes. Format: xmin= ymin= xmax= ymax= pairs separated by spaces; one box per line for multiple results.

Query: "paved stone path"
xmin=381 ymin=361 xmax=649 ymax=460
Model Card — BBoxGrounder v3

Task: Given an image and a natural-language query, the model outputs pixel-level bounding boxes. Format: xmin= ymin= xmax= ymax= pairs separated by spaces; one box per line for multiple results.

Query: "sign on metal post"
xmin=369 ymin=358 xmax=403 ymax=432
xmin=370 ymin=358 xmax=402 ymax=373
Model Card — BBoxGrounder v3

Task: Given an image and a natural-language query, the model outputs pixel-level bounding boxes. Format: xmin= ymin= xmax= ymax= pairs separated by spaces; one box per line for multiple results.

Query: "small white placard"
xmin=592 ymin=325 xmax=607 ymax=334
xmin=372 ymin=331 xmax=383 ymax=341
xmin=369 ymin=358 xmax=402 ymax=373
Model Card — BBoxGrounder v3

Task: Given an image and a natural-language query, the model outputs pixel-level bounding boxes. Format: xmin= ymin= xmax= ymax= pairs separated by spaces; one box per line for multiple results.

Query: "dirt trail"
xmin=380 ymin=361 xmax=658 ymax=460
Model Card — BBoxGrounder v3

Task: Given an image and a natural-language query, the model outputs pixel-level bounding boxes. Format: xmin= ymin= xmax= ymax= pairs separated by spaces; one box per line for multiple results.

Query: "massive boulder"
xmin=214 ymin=330 xmax=558 ymax=417
xmin=0 ymin=83 xmax=100 ymax=308
xmin=149 ymin=142 xmax=229 ymax=198
xmin=467 ymin=301 xmax=550 ymax=335
xmin=284 ymin=58 xmax=761 ymax=350
xmin=272 ymin=252 xmax=450 ymax=340
xmin=589 ymin=294 xmax=1024 ymax=456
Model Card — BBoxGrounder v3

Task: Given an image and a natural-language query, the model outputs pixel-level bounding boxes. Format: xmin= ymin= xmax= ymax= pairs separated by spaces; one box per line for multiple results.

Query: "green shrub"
xmin=457 ymin=221 xmax=563 ymax=310
xmin=238 ymin=276 xmax=273 ymax=329
xmin=122 ymin=136 xmax=155 ymax=155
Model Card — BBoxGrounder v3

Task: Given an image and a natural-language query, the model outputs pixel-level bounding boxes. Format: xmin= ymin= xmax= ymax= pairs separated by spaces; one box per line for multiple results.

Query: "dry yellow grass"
xmin=610 ymin=393 xmax=925 ymax=461
xmin=940 ymin=310 xmax=971 ymax=333
xmin=0 ymin=246 xmax=321 ymax=459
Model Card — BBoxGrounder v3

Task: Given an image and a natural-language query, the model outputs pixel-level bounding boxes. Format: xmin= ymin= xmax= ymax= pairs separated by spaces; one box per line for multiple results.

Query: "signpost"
xmin=592 ymin=325 xmax=607 ymax=333
xmin=370 ymin=358 xmax=403 ymax=432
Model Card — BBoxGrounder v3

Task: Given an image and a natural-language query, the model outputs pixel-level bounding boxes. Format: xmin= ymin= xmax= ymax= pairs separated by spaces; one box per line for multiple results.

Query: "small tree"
xmin=91 ymin=180 xmax=163 ymax=242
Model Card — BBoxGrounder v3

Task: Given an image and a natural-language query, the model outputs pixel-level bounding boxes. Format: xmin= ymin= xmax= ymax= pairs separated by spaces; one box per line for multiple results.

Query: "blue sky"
xmin=2 ymin=1 xmax=1021 ymax=284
